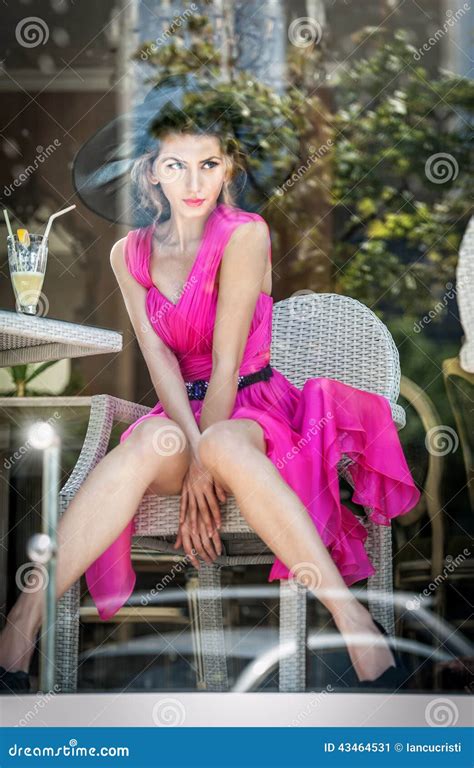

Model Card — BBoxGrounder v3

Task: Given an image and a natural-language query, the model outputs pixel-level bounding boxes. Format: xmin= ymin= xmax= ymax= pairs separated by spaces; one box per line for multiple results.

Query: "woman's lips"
xmin=183 ymin=198 xmax=205 ymax=207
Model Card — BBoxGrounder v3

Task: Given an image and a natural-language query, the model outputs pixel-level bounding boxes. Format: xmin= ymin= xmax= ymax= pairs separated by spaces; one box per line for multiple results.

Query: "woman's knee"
xmin=198 ymin=420 xmax=260 ymax=469
xmin=126 ymin=417 xmax=190 ymax=467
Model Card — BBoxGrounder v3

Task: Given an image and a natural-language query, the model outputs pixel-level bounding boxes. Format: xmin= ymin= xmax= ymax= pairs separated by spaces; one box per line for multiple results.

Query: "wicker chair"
xmin=55 ymin=293 xmax=407 ymax=692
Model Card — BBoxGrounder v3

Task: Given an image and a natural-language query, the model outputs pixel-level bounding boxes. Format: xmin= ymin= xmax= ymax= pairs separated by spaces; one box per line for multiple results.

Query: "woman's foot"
xmin=333 ymin=604 xmax=396 ymax=682
xmin=0 ymin=665 xmax=31 ymax=693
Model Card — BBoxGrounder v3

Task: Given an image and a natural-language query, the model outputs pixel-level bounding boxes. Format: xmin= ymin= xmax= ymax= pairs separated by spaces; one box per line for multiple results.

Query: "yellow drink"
xmin=11 ymin=271 xmax=45 ymax=306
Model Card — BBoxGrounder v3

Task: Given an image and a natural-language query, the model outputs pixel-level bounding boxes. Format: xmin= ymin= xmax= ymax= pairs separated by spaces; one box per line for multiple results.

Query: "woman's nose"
xmin=187 ymin=167 xmax=203 ymax=193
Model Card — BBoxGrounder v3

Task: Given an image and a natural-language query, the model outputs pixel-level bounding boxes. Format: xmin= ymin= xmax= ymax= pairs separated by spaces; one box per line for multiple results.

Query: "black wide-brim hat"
xmin=72 ymin=72 xmax=300 ymax=228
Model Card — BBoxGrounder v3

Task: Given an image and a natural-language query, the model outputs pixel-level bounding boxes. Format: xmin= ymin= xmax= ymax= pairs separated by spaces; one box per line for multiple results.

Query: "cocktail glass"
xmin=7 ymin=234 xmax=48 ymax=315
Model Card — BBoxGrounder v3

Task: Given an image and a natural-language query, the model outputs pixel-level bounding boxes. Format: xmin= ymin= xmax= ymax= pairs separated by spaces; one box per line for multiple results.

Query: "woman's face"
xmin=150 ymin=133 xmax=227 ymax=217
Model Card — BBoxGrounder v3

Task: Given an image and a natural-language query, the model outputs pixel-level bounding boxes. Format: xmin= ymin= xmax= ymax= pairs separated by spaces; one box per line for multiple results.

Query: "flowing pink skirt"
xmin=85 ymin=369 xmax=420 ymax=621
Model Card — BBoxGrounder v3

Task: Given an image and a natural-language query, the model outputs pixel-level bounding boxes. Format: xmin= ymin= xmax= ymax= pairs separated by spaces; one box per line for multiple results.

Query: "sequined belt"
xmin=185 ymin=363 xmax=273 ymax=400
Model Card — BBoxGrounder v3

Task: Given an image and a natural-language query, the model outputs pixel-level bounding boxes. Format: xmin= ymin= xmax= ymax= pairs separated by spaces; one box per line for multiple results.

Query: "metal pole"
xmin=27 ymin=421 xmax=61 ymax=694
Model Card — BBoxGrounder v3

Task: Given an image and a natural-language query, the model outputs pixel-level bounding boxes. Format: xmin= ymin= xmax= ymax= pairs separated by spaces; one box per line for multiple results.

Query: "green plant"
xmin=132 ymin=3 xmax=334 ymax=296
xmin=4 ymin=361 xmax=84 ymax=398
xmin=134 ymin=9 xmax=473 ymax=320
xmin=331 ymin=29 xmax=473 ymax=320
xmin=5 ymin=362 xmax=60 ymax=397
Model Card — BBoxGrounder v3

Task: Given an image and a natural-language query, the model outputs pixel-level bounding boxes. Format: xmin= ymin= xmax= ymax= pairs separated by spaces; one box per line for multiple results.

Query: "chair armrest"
xmin=391 ymin=402 xmax=406 ymax=430
xmin=60 ymin=394 xmax=150 ymax=498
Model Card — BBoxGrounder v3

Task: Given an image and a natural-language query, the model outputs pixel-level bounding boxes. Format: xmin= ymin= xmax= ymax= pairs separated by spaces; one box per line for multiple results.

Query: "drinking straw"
xmin=3 ymin=208 xmax=14 ymax=240
xmin=3 ymin=209 xmax=18 ymax=260
xmin=43 ymin=204 xmax=76 ymax=241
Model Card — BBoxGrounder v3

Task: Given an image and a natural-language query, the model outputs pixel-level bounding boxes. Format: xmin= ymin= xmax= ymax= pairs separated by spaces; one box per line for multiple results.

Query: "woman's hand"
xmin=173 ymin=513 xmax=222 ymax=568
xmin=173 ymin=452 xmax=226 ymax=566
xmin=179 ymin=453 xmax=226 ymax=536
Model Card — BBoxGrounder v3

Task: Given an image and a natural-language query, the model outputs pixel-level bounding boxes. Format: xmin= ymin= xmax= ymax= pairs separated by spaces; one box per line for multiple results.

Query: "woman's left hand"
xmin=179 ymin=453 xmax=226 ymax=536
xmin=174 ymin=510 xmax=222 ymax=563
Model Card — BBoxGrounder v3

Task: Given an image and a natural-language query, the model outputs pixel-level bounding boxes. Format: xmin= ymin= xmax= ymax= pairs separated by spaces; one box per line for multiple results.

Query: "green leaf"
xmin=25 ymin=360 xmax=61 ymax=384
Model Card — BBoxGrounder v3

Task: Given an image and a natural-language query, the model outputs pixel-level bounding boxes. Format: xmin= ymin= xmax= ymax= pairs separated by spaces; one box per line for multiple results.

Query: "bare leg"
xmin=0 ymin=418 xmax=191 ymax=673
xmin=198 ymin=419 xmax=396 ymax=683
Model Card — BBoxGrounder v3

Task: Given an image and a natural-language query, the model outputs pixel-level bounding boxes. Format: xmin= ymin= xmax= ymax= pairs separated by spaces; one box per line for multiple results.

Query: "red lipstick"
xmin=183 ymin=198 xmax=205 ymax=207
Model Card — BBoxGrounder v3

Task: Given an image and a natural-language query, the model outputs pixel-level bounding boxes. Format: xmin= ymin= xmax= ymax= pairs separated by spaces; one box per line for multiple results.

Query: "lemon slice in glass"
xmin=17 ymin=229 xmax=30 ymax=247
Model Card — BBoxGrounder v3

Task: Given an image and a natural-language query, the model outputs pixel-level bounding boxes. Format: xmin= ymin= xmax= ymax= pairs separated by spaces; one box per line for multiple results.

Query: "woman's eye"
xmin=165 ymin=160 xmax=219 ymax=170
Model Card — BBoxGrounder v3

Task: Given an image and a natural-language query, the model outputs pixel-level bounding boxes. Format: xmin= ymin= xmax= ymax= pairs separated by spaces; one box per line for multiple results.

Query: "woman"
xmin=0 ymin=121 xmax=420 ymax=695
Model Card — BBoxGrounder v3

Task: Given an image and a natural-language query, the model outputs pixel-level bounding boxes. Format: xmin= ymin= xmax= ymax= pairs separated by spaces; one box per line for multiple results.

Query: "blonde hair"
xmin=130 ymin=131 xmax=245 ymax=224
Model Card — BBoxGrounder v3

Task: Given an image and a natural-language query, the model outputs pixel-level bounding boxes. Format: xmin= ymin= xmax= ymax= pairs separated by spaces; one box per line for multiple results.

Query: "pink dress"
xmin=85 ymin=203 xmax=421 ymax=621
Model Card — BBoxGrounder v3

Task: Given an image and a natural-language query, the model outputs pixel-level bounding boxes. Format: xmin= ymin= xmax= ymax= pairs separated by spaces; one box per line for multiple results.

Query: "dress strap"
xmin=124 ymin=227 xmax=153 ymax=289
xmin=124 ymin=207 xmax=271 ymax=289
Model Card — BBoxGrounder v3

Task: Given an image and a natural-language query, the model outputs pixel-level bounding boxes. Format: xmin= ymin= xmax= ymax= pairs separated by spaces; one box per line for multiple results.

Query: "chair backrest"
xmin=271 ymin=293 xmax=401 ymax=406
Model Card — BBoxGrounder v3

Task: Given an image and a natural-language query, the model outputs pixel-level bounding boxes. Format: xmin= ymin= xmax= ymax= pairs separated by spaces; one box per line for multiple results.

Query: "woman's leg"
xmin=198 ymin=418 xmax=396 ymax=683
xmin=0 ymin=417 xmax=192 ymax=673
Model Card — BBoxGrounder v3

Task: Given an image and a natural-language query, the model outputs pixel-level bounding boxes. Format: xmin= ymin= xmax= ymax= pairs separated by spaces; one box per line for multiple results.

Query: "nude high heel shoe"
xmin=0 ymin=665 xmax=31 ymax=693
xmin=357 ymin=619 xmax=409 ymax=691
